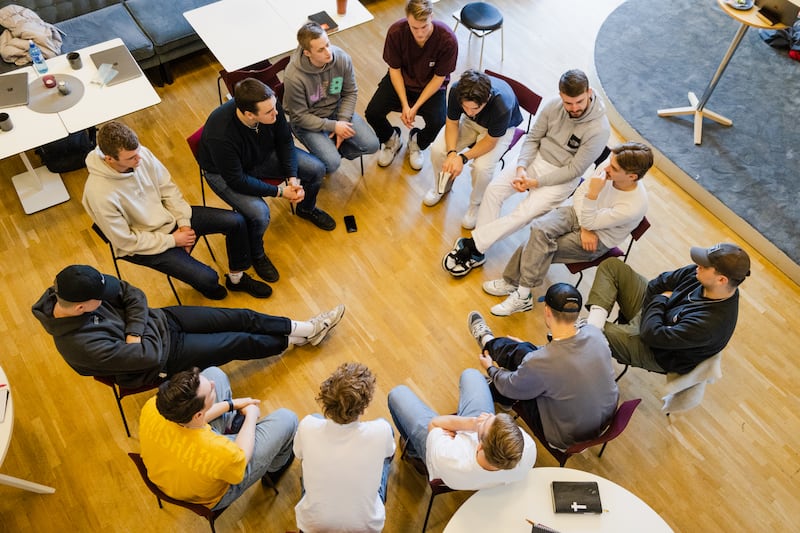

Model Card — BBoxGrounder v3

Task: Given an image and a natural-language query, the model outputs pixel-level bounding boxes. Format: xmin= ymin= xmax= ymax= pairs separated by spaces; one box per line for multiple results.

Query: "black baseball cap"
xmin=543 ymin=283 xmax=582 ymax=313
xmin=690 ymin=243 xmax=751 ymax=282
xmin=54 ymin=265 xmax=119 ymax=302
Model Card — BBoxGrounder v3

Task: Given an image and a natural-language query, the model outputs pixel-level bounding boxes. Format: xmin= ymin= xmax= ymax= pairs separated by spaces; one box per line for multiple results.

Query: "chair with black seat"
xmin=453 ymin=3 xmax=504 ymax=69
xmin=93 ymin=376 xmax=163 ymax=438
xmin=566 ymin=216 xmax=651 ymax=288
xmin=484 ymin=69 xmax=543 ymax=170
xmin=128 ymin=452 xmax=228 ymax=533
xmin=513 ymin=398 xmax=641 ymax=467
xmin=399 ymin=436 xmax=459 ymax=532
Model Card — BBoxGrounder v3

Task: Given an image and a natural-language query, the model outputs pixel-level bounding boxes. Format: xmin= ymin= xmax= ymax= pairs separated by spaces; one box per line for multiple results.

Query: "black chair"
xmin=453 ymin=3 xmax=504 ymax=69
xmin=93 ymin=376 xmax=163 ymax=437
xmin=128 ymin=452 xmax=228 ymax=533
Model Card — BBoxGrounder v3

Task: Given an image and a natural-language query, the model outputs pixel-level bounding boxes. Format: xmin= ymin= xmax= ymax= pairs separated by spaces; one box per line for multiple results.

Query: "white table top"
xmin=443 ymin=467 xmax=673 ymax=533
xmin=185 ymin=0 xmax=374 ymax=72
xmin=0 ymin=365 xmax=12 ymax=467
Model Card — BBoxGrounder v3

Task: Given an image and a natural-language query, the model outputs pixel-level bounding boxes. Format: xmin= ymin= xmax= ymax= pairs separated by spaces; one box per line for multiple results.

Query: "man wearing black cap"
xmin=31 ymin=265 xmax=345 ymax=388
xmin=585 ymin=243 xmax=750 ymax=374
xmin=469 ymin=283 xmax=619 ymax=451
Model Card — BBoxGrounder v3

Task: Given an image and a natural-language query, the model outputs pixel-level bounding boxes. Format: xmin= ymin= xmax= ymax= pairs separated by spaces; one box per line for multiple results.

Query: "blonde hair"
xmin=405 ymin=0 xmax=433 ymax=20
xmin=480 ymin=413 xmax=525 ymax=470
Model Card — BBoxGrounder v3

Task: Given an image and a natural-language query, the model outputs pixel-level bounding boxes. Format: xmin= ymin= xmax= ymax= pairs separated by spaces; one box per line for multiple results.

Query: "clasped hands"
xmin=511 ymin=167 xmax=539 ymax=192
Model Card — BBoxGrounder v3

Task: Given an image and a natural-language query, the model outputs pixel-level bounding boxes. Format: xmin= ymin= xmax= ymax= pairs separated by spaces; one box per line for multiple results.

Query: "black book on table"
xmin=551 ymin=481 xmax=603 ymax=514
xmin=308 ymin=11 xmax=339 ymax=33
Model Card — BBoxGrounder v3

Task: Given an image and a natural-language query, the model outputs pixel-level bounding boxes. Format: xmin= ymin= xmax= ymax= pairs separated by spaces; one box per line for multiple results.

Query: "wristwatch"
xmin=459 ymin=153 xmax=469 ymax=164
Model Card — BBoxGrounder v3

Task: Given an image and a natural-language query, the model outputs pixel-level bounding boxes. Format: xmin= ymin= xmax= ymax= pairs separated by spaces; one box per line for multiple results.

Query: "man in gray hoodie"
xmin=441 ymin=70 xmax=610 ymax=278
xmin=283 ymin=22 xmax=378 ymax=174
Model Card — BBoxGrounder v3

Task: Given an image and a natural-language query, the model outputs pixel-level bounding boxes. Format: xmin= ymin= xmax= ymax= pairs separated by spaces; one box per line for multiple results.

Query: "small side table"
xmin=657 ymin=0 xmax=787 ymax=145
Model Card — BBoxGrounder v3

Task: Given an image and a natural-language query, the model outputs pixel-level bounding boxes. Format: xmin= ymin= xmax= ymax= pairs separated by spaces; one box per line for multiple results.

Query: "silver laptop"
xmin=0 ymin=72 xmax=29 ymax=109
xmin=755 ymin=0 xmax=800 ymax=25
xmin=89 ymin=45 xmax=143 ymax=86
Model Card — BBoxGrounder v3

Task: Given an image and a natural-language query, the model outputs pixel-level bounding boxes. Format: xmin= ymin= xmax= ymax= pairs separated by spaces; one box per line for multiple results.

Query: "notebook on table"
xmin=308 ymin=11 xmax=339 ymax=33
xmin=0 ymin=72 xmax=29 ymax=109
xmin=551 ymin=481 xmax=603 ymax=514
xmin=89 ymin=45 xmax=143 ymax=86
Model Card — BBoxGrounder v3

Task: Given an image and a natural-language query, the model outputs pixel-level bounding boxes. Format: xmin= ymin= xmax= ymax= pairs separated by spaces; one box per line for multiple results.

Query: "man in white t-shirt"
xmin=294 ymin=363 xmax=395 ymax=532
xmin=387 ymin=368 xmax=536 ymax=490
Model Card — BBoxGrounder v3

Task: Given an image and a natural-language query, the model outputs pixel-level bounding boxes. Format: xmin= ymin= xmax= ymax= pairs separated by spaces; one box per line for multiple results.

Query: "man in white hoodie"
xmin=82 ymin=121 xmax=271 ymax=300
xmin=283 ymin=22 xmax=378 ymax=174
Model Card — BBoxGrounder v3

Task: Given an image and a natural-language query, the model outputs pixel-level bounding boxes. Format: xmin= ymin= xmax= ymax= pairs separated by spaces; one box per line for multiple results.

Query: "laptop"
xmin=89 ymin=45 xmax=143 ymax=86
xmin=755 ymin=0 xmax=800 ymax=25
xmin=0 ymin=72 xmax=29 ymax=109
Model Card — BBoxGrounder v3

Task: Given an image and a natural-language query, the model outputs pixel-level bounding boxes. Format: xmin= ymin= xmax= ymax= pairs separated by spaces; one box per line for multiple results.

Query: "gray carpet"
xmin=595 ymin=0 xmax=799 ymax=265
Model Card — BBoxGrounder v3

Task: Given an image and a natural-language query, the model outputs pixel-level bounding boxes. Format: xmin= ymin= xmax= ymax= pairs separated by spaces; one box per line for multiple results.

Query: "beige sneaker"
xmin=307 ymin=304 xmax=346 ymax=346
xmin=378 ymin=128 xmax=402 ymax=167
xmin=408 ymin=128 xmax=424 ymax=171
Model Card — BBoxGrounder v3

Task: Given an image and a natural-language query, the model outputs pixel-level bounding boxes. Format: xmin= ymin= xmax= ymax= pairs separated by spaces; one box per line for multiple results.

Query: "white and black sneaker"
xmin=468 ymin=310 xmax=494 ymax=349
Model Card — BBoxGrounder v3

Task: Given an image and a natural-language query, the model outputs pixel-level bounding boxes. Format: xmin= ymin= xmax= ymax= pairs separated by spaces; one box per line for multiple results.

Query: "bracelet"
xmin=459 ymin=153 xmax=469 ymax=164
xmin=447 ymin=149 xmax=458 ymax=156
xmin=277 ymin=185 xmax=284 ymax=198
xmin=226 ymin=398 xmax=235 ymax=412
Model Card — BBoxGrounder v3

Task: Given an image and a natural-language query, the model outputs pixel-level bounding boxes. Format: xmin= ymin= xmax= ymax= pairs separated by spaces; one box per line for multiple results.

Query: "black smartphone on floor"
xmin=344 ymin=215 xmax=357 ymax=233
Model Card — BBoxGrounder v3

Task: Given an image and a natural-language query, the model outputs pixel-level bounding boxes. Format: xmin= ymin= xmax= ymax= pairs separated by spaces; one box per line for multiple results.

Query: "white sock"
xmin=228 ymin=271 xmax=243 ymax=284
xmin=291 ymin=320 xmax=314 ymax=338
xmin=587 ymin=305 xmax=609 ymax=330
xmin=517 ymin=286 xmax=531 ymax=299
xmin=481 ymin=334 xmax=495 ymax=348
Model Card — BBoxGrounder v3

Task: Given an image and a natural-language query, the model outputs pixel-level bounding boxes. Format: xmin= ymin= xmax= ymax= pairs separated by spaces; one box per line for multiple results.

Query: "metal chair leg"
xmin=422 ymin=493 xmax=436 ymax=532
xmin=111 ymin=383 xmax=132 ymax=438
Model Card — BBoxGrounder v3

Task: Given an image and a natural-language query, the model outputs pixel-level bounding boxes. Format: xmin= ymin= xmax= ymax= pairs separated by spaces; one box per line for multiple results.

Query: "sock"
xmin=480 ymin=334 xmax=495 ymax=348
xmin=517 ymin=286 xmax=531 ymax=299
xmin=228 ymin=271 xmax=243 ymax=284
xmin=290 ymin=320 xmax=314 ymax=338
xmin=587 ymin=305 xmax=609 ymax=330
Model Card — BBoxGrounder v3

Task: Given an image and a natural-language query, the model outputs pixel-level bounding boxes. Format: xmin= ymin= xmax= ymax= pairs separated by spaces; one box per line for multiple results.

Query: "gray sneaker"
xmin=378 ymin=127 xmax=402 ymax=167
xmin=468 ymin=310 xmax=494 ymax=348
xmin=307 ymin=304 xmax=346 ymax=346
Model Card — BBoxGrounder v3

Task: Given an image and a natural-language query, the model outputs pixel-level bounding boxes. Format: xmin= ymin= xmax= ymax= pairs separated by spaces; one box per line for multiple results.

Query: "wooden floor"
xmin=1 ymin=0 xmax=798 ymax=531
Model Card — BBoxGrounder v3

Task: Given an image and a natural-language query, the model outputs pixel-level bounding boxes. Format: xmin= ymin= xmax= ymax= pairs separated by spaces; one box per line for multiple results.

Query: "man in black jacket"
xmin=585 ymin=243 xmax=750 ymax=374
xmin=31 ymin=265 xmax=345 ymax=387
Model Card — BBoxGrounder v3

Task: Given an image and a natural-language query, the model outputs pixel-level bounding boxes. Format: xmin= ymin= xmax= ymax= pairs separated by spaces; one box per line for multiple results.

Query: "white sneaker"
xmin=307 ymin=304 xmax=346 ymax=346
xmin=423 ymin=188 xmax=444 ymax=207
xmin=378 ymin=128 xmax=402 ymax=167
xmin=461 ymin=204 xmax=480 ymax=230
xmin=491 ymin=290 xmax=533 ymax=316
xmin=483 ymin=279 xmax=518 ymax=296
xmin=408 ymin=129 xmax=424 ymax=171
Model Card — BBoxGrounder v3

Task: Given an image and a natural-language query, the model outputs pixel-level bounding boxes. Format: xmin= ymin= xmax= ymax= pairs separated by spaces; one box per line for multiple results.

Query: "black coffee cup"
xmin=0 ymin=112 xmax=13 ymax=132
xmin=67 ymin=52 xmax=82 ymax=70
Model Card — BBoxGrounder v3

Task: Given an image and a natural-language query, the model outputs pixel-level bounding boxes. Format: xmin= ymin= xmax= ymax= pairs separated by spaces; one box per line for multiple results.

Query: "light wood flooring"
xmin=1 ymin=0 xmax=798 ymax=531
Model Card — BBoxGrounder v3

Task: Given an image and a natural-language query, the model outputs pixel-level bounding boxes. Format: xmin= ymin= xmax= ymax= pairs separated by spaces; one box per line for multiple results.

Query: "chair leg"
xmin=422 ymin=493 xmax=436 ymax=532
xmin=500 ymin=26 xmax=504 ymax=61
xmin=167 ymin=276 xmax=182 ymax=306
xmin=209 ymin=518 xmax=216 ymax=533
xmin=598 ymin=442 xmax=609 ymax=458
xmin=112 ymin=383 xmax=132 ymax=438
xmin=202 ymin=235 xmax=217 ymax=264
xmin=478 ymin=33 xmax=486 ymax=70
xmin=156 ymin=497 xmax=163 ymax=509
xmin=359 ymin=154 xmax=364 ymax=176
xmin=575 ymin=271 xmax=584 ymax=288
xmin=615 ymin=365 xmax=629 ymax=382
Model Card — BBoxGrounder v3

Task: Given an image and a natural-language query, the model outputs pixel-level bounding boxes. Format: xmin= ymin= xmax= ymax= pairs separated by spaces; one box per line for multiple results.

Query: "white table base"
xmin=657 ymin=90 xmax=733 ymax=146
xmin=10 ymin=152 xmax=69 ymax=214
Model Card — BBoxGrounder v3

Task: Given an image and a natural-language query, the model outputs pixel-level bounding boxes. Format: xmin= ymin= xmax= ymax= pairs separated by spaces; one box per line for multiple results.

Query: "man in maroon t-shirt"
xmin=365 ymin=0 xmax=458 ymax=171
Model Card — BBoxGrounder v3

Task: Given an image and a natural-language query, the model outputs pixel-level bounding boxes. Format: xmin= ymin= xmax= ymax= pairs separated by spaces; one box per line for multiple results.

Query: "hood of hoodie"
xmin=289 ymin=44 xmax=337 ymax=75
xmin=31 ymin=287 xmax=85 ymax=337
xmin=85 ymin=146 xmax=146 ymax=194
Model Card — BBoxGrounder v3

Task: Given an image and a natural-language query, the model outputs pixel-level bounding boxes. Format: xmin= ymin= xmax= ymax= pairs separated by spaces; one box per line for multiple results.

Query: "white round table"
xmin=0 ymin=365 xmax=55 ymax=494
xmin=444 ymin=467 xmax=671 ymax=532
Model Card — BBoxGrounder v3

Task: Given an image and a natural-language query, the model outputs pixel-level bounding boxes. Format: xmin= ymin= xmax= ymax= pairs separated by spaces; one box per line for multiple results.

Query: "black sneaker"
xmin=296 ymin=207 xmax=336 ymax=231
xmin=225 ymin=273 xmax=272 ymax=298
xmin=253 ymin=255 xmax=279 ymax=282
xmin=202 ymin=284 xmax=228 ymax=300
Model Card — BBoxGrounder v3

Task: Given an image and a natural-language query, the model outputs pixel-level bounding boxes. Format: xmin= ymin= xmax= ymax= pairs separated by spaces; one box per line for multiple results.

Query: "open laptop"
xmin=89 ymin=45 xmax=143 ymax=86
xmin=755 ymin=0 xmax=800 ymax=25
xmin=0 ymin=72 xmax=29 ymax=109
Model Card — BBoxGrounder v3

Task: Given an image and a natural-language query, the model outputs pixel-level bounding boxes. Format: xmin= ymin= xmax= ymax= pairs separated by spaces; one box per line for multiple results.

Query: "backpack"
xmin=35 ymin=126 xmax=97 ymax=173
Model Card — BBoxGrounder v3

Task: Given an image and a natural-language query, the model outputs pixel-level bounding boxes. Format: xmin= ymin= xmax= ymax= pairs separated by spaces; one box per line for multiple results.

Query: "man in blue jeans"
xmin=198 ymin=78 xmax=336 ymax=287
xmin=83 ymin=122 xmax=271 ymax=300
xmin=387 ymin=368 xmax=536 ymax=490
xmin=283 ymin=22 xmax=379 ymax=174
xmin=139 ymin=366 xmax=298 ymax=510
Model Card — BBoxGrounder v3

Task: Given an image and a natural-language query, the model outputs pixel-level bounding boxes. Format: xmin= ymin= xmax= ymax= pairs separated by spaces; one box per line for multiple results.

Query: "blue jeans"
xmin=387 ymin=369 xmax=495 ymax=460
xmin=365 ymin=73 xmax=447 ymax=149
xmin=292 ymin=113 xmax=379 ymax=174
xmin=123 ymin=206 xmax=249 ymax=296
xmin=201 ymin=367 xmax=298 ymax=511
xmin=204 ymin=148 xmax=325 ymax=260
xmin=161 ymin=306 xmax=291 ymax=374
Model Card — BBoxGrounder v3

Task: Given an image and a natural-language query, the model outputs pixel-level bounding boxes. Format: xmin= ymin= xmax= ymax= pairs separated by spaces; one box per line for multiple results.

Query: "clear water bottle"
xmin=29 ymin=40 xmax=48 ymax=75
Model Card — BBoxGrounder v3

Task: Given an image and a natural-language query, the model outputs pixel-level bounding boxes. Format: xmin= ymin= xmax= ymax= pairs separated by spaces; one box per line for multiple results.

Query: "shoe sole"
xmin=490 ymin=302 xmax=533 ymax=317
xmin=310 ymin=305 xmax=346 ymax=346
xmin=443 ymin=239 xmax=485 ymax=278
xmin=482 ymin=282 xmax=516 ymax=297
xmin=225 ymin=281 xmax=272 ymax=299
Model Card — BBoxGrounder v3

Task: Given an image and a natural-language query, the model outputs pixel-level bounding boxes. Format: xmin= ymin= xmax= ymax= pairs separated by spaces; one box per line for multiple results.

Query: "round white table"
xmin=444 ymin=467 xmax=671 ymax=532
xmin=0 ymin=365 xmax=56 ymax=494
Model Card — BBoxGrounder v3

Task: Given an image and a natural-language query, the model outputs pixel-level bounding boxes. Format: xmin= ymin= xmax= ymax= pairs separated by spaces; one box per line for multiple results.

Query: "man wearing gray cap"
xmin=469 ymin=283 xmax=618 ymax=451
xmin=31 ymin=265 xmax=345 ymax=388
xmin=586 ymin=244 xmax=750 ymax=374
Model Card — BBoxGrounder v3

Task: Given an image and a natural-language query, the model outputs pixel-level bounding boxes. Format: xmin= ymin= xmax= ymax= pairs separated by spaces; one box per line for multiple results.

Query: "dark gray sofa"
xmin=0 ymin=0 xmax=215 ymax=81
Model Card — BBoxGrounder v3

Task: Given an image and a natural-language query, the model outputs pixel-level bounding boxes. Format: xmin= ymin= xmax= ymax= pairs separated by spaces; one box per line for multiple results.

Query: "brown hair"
xmin=558 ymin=69 xmax=589 ymax=97
xmin=155 ymin=368 xmax=204 ymax=424
xmin=405 ymin=0 xmax=433 ymax=20
xmin=316 ymin=362 xmax=376 ymax=425
xmin=97 ymin=121 xmax=139 ymax=159
xmin=480 ymin=413 xmax=525 ymax=470
xmin=234 ymin=78 xmax=275 ymax=114
xmin=297 ymin=22 xmax=325 ymax=51
xmin=457 ymin=70 xmax=492 ymax=106
xmin=611 ymin=142 xmax=654 ymax=180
